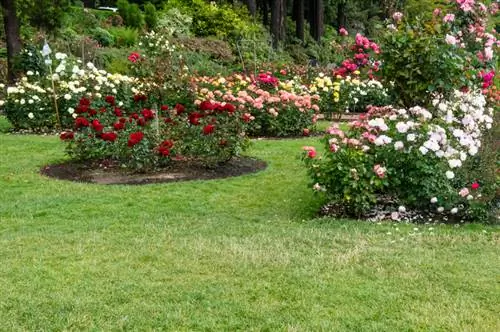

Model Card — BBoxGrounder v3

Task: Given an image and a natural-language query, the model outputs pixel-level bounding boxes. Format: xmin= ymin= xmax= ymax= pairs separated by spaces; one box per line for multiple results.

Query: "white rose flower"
xmin=394 ymin=141 xmax=404 ymax=150
xmin=64 ymin=94 xmax=71 ymax=100
xmin=398 ymin=206 xmax=406 ymax=213
xmin=27 ymin=70 xmax=34 ymax=76
xmin=396 ymin=122 xmax=409 ymax=133
xmin=67 ymin=107 xmax=75 ymax=114
xmin=407 ymin=133 xmax=416 ymax=142
xmin=445 ymin=171 xmax=455 ymax=179
xmin=430 ymin=197 xmax=438 ymax=204
xmin=466 ymin=195 xmax=473 ymax=200
xmin=28 ymin=112 xmax=34 ymax=119
xmin=419 ymin=146 xmax=428 ymax=155
xmin=448 ymin=159 xmax=462 ymax=168
xmin=20 ymin=99 xmax=25 ymax=105
xmin=450 ymin=208 xmax=458 ymax=214
xmin=28 ymin=99 xmax=34 ymax=104
xmin=437 ymin=207 xmax=444 ymax=213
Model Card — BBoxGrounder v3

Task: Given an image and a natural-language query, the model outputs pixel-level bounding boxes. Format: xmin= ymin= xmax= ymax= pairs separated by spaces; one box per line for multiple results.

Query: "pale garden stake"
xmin=42 ymin=41 xmax=62 ymax=129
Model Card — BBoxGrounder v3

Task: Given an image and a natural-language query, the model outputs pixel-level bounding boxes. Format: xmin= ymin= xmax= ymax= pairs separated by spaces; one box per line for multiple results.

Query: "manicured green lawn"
xmin=0 ymin=130 xmax=499 ymax=330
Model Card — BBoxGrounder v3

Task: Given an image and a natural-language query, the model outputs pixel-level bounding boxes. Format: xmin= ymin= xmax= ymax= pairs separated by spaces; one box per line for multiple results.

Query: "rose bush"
xmin=60 ymin=93 xmax=250 ymax=170
xmin=303 ymin=89 xmax=496 ymax=221
xmin=192 ymin=73 xmax=320 ymax=137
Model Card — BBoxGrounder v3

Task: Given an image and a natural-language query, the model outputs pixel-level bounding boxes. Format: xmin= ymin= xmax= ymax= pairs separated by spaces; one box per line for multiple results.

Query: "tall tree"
xmin=271 ymin=0 xmax=286 ymax=48
xmin=1 ymin=0 xmax=22 ymax=83
xmin=309 ymin=0 xmax=324 ymax=42
xmin=293 ymin=0 xmax=304 ymax=42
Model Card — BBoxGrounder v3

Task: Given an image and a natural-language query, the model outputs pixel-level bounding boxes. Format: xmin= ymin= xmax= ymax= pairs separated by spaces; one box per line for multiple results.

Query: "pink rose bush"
xmin=192 ymin=73 xmax=320 ymax=137
xmin=303 ymin=89 xmax=495 ymax=220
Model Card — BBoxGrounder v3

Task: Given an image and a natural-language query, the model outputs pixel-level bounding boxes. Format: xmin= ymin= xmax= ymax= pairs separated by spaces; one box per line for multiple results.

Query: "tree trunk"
xmin=271 ymin=0 xmax=286 ymax=48
xmin=293 ymin=0 xmax=304 ymax=42
xmin=259 ymin=0 xmax=269 ymax=27
xmin=310 ymin=0 xmax=324 ymax=42
xmin=244 ymin=0 xmax=257 ymax=16
xmin=1 ymin=0 xmax=22 ymax=83
xmin=337 ymin=0 xmax=347 ymax=30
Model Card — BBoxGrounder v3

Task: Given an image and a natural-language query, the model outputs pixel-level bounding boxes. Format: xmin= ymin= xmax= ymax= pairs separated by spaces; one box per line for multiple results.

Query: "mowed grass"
xmin=0 ymin=129 xmax=499 ymax=331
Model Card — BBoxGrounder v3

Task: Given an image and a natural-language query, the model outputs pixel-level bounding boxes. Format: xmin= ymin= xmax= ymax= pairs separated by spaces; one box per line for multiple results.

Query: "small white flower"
xmin=20 ymin=99 xmax=25 ymax=105
xmin=72 ymin=113 xmax=77 ymax=119
xmin=448 ymin=159 xmax=462 ymax=168
xmin=450 ymin=208 xmax=458 ymax=214
xmin=430 ymin=197 xmax=438 ymax=204
xmin=437 ymin=207 xmax=444 ymax=213
xmin=391 ymin=212 xmax=400 ymax=220
xmin=67 ymin=107 xmax=74 ymax=114
xmin=467 ymin=195 xmax=473 ymax=200
xmin=64 ymin=94 xmax=71 ymax=100
xmin=445 ymin=171 xmax=455 ymax=179
xmin=28 ymin=99 xmax=34 ymax=104
xmin=419 ymin=146 xmax=428 ymax=155
xmin=28 ymin=112 xmax=34 ymax=119
xmin=27 ymin=70 xmax=34 ymax=76
xmin=118 ymin=101 xmax=124 ymax=107
xmin=398 ymin=206 xmax=406 ymax=213
xmin=407 ymin=133 xmax=416 ymax=142
xmin=396 ymin=122 xmax=409 ymax=133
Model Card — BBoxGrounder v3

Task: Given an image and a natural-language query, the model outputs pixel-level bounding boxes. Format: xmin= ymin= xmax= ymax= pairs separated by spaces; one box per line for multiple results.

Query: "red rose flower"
xmin=76 ymin=105 xmax=88 ymax=114
xmin=59 ymin=131 xmax=74 ymax=140
xmin=161 ymin=105 xmax=169 ymax=111
xmin=128 ymin=52 xmax=140 ymax=63
xmin=160 ymin=139 xmax=174 ymax=149
xmin=130 ymin=113 xmax=139 ymax=120
xmin=223 ymin=103 xmax=236 ymax=113
xmin=79 ymin=97 xmax=91 ymax=106
xmin=75 ymin=117 xmax=90 ymax=128
xmin=141 ymin=108 xmax=155 ymax=120
xmin=101 ymin=132 xmax=118 ymax=142
xmin=88 ymin=109 xmax=97 ymax=116
xmin=114 ymin=108 xmax=123 ymax=117
xmin=471 ymin=182 xmax=480 ymax=190
xmin=174 ymin=104 xmax=185 ymax=115
xmin=113 ymin=122 xmax=125 ymax=130
xmin=133 ymin=94 xmax=147 ymax=103
xmin=137 ymin=118 xmax=146 ymax=126
xmin=128 ymin=131 xmax=144 ymax=147
xmin=303 ymin=128 xmax=310 ymax=136
xmin=203 ymin=124 xmax=215 ymax=135
xmin=105 ymin=95 xmax=115 ymax=105
xmin=188 ymin=112 xmax=202 ymax=125
xmin=158 ymin=147 xmax=170 ymax=156
xmin=199 ymin=101 xmax=217 ymax=111
xmin=92 ymin=119 xmax=104 ymax=132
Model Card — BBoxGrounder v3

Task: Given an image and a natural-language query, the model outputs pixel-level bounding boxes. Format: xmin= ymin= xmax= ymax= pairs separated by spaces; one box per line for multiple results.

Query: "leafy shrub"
xmin=172 ymin=37 xmax=234 ymax=62
xmin=144 ymin=2 xmax=158 ymax=31
xmin=104 ymin=14 xmax=125 ymax=27
xmin=156 ymin=8 xmax=192 ymax=36
xmin=117 ymin=0 xmax=144 ymax=29
xmin=109 ymin=27 xmax=139 ymax=47
xmin=94 ymin=47 xmax=133 ymax=74
xmin=91 ymin=27 xmax=115 ymax=47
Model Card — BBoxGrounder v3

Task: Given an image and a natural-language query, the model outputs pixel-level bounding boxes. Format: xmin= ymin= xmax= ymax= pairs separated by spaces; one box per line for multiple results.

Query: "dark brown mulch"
xmin=40 ymin=157 xmax=267 ymax=185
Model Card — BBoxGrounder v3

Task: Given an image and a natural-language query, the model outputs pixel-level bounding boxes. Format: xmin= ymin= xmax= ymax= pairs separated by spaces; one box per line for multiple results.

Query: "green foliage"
xmin=156 ymin=8 xmax=193 ymax=36
xmin=91 ymin=27 xmax=115 ymax=47
xmin=117 ymin=0 xmax=145 ymax=29
xmin=18 ymin=0 xmax=71 ymax=33
xmin=144 ymin=2 xmax=158 ymax=31
xmin=94 ymin=47 xmax=133 ymax=74
xmin=108 ymin=27 xmax=139 ymax=47
xmin=163 ymin=0 xmax=262 ymax=44
xmin=379 ymin=21 xmax=468 ymax=107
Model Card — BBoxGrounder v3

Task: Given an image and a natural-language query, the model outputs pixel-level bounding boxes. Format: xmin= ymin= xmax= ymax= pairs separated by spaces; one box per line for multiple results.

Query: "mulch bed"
xmin=41 ymin=156 xmax=267 ymax=185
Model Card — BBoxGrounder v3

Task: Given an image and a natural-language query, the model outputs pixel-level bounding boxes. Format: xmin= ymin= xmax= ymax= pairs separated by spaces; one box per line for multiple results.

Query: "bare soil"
xmin=41 ymin=157 xmax=267 ymax=185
